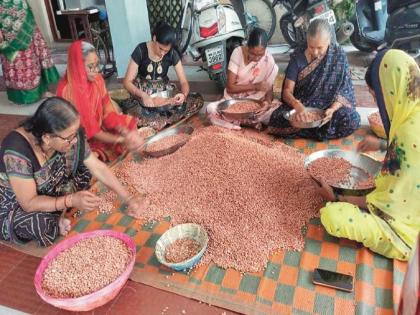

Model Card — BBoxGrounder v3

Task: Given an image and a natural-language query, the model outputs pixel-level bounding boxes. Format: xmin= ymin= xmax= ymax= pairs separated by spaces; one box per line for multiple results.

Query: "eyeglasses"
xmin=86 ymin=63 xmax=100 ymax=73
xmin=54 ymin=131 xmax=78 ymax=144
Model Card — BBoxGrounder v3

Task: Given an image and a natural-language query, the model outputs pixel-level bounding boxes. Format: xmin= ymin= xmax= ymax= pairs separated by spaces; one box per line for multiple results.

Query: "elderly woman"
xmin=122 ymin=22 xmax=203 ymax=130
xmin=206 ymin=28 xmax=278 ymax=129
xmin=317 ymin=49 xmax=420 ymax=260
xmin=57 ymin=41 xmax=143 ymax=162
xmin=0 ymin=0 xmax=59 ymax=104
xmin=0 ymin=97 xmax=145 ymax=246
xmin=262 ymin=19 xmax=360 ymax=139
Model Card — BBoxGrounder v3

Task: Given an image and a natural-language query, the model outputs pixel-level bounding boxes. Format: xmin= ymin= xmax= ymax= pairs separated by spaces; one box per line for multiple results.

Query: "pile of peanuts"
xmin=41 ymin=236 xmax=131 ymax=298
xmin=308 ymin=157 xmax=353 ymax=186
xmin=165 ymin=238 xmax=201 ymax=263
xmin=223 ymin=101 xmax=261 ymax=114
xmin=106 ymin=126 xmax=322 ymax=272
xmin=145 ymin=134 xmax=191 ymax=154
xmin=146 ymin=96 xmax=174 ymax=107
xmin=290 ymin=111 xmax=323 ymax=123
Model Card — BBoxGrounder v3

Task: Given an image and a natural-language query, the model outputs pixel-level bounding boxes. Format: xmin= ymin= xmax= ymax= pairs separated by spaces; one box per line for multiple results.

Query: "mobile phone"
xmin=312 ymin=268 xmax=354 ymax=292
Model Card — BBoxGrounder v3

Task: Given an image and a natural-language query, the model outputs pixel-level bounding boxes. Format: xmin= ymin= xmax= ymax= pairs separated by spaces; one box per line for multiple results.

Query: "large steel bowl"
xmin=217 ymin=98 xmax=264 ymax=121
xmin=284 ymin=108 xmax=325 ymax=129
xmin=304 ymin=149 xmax=382 ymax=196
xmin=141 ymin=125 xmax=194 ymax=158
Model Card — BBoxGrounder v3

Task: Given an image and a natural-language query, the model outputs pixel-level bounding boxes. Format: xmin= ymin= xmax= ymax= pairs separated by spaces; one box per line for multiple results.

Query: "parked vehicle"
xmin=176 ymin=0 xmax=276 ymax=89
xmin=272 ymin=0 xmax=354 ymax=47
xmin=350 ymin=0 xmax=420 ymax=53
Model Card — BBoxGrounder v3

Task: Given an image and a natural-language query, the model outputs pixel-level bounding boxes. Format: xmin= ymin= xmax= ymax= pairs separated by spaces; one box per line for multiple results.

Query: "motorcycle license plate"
xmin=205 ymin=45 xmax=224 ymax=67
xmin=310 ymin=9 xmax=336 ymax=25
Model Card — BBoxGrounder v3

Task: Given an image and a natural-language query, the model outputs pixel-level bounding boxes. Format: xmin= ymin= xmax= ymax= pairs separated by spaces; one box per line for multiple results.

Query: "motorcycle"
xmin=176 ymin=0 xmax=245 ymax=89
xmin=272 ymin=0 xmax=355 ymax=47
xmin=350 ymin=0 xmax=420 ymax=53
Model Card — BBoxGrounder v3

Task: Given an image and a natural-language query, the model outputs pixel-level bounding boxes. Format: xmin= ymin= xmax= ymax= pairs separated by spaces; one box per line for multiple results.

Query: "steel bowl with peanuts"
xmin=155 ymin=223 xmax=208 ymax=271
xmin=140 ymin=125 xmax=194 ymax=158
xmin=217 ymin=98 xmax=264 ymax=121
xmin=284 ymin=108 xmax=326 ymax=129
xmin=34 ymin=230 xmax=136 ymax=311
xmin=304 ymin=149 xmax=382 ymax=196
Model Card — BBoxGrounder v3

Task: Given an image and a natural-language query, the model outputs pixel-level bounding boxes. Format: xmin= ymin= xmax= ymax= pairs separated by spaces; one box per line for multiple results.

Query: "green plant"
xmin=332 ymin=0 xmax=356 ymax=25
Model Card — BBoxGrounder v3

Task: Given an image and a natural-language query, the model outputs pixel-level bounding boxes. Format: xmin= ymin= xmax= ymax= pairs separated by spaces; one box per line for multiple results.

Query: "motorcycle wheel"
xmin=176 ymin=3 xmax=193 ymax=54
xmin=279 ymin=13 xmax=299 ymax=47
xmin=349 ymin=17 xmax=377 ymax=52
xmin=243 ymin=0 xmax=276 ymax=41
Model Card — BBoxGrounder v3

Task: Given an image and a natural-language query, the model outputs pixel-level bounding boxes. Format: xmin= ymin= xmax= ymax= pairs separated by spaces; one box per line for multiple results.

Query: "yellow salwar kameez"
xmin=320 ymin=49 xmax=420 ymax=261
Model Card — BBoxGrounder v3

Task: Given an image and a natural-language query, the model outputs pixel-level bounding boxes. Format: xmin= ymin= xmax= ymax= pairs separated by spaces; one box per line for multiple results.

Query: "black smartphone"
xmin=312 ymin=268 xmax=354 ymax=292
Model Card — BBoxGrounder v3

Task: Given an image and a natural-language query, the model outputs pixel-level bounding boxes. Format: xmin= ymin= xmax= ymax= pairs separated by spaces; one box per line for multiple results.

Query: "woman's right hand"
xmin=254 ymin=82 xmax=271 ymax=93
xmin=357 ymin=135 xmax=382 ymax=152
xmin=141 ymin=93 xmax=154 ymax=107
xmin=123 ymin=130 xmax=144 ymax=151
xmin=71 ymin=191 xmax=101 ymax=212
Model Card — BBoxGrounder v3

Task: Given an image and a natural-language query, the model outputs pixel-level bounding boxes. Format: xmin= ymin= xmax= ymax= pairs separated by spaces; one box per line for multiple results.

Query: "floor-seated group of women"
xmin=1 ymin=3 xmax=419 ymax=264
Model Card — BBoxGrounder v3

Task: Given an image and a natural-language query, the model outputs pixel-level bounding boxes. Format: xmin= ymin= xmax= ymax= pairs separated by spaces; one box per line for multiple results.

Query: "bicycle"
xmin=79 ymin=18 xmax=116 ymax=79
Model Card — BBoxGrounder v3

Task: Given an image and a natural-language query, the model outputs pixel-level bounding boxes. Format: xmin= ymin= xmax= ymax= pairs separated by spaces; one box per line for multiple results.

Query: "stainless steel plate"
xmin=284 ymin=108 xmax=325 ymax=129
xmin=141 ymin=125 xmax=194 ymax=158
xmin=217 ymin=98 xmax=263 ymax=121
xmin=305 ymin=149 xmax=382 ymax=196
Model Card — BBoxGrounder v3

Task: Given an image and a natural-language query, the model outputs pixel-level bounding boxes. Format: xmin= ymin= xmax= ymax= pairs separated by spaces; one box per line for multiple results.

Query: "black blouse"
xmin=131 ymin=42 xmax=181 ymax=81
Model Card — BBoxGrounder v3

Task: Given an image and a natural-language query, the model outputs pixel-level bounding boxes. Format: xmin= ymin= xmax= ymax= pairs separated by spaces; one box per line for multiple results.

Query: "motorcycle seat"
xmin=388 ymin=0 xmax=420 ymax=14
xmin=363 ymin=29 xmax=385 ymax=43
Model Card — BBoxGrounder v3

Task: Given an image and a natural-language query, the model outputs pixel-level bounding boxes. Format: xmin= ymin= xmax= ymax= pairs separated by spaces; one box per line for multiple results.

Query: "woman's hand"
xmin=316 ymin=179 xmax=336 ymax=202
xmin=173 ymin=93 xmax=185 ymax=105
xmin=126 ymin=196 xmax=150 ymax=218
xmin=123 ymin=130 xmax=144 ymax=152
xmin=71 ymin=191 xmax=101 ymax=212
xmin=254 ymin=82 xmax=271 ymax=93
xmin=357 ymin=135 xmax=382 ymax=152
xmin=322 ymin=107 xmax=336 ymax=124
xmin=141 ymin=93 xmax=154 ymax=107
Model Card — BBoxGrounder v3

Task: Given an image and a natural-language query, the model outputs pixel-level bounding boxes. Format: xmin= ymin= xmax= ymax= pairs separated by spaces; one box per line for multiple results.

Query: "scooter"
xmin=176 ymin=0 xmax=245 ymax=89
xmin=350 ymin=0 xmax=420 ymax=53
xmin=272 ymin=0 xmax=355 ymax=47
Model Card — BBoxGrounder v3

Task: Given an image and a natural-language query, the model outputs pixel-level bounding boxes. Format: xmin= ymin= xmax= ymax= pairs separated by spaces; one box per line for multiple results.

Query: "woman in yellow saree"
xmin=317 ymin=49 xmax=420 ymax=261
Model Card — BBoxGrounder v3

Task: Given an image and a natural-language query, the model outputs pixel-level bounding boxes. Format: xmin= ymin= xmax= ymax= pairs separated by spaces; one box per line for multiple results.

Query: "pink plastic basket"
xmin=34 ymin=230 xmax=136 ymax=311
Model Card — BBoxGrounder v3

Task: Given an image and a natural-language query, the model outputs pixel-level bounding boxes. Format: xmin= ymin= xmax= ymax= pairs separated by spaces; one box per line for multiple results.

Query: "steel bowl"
xmin=141 ymin=125 xmax=194 ymax=158
xmin=217 ymin=98 xmax=264 ymax=121
xmin=144 ymin=85 xmax=179 ymax=112
xmin=283 ymin=108 xmax=325 ymax=129
xmin=304 ymin=149 xmax=382 ymax=196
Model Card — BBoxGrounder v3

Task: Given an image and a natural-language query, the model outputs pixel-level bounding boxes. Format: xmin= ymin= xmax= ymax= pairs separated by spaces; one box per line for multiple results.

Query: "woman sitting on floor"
xmin=0 ymin=97 xmax=144 ymax=247
xmin=57 ymin=41 xmax=143 ymax=162
xmin=122 ymin=21 xmax=203 ymax=131
xmin=261 ymin=19 xmax=360 ymax=139
xmin=206 ymin=28 xmax=279 ymax=130
xmin=317 ymin=49 xmax=420 ymax=260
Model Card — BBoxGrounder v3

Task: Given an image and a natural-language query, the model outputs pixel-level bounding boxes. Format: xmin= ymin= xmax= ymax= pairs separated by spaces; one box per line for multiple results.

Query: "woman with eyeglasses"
xmin=122 ymin=21 xmax=203 ymax=131
xmin=57 ymin=41 xmax=143 ymax=162
xmin=206 ymin=28 xmax=278 ymax=130
xmin=0 ymin=97 xmax=146 ymax=247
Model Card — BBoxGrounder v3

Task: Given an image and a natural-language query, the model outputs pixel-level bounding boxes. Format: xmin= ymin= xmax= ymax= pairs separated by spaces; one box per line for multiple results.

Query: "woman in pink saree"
xmin=206 ymin=28 xmax=278 ymax=129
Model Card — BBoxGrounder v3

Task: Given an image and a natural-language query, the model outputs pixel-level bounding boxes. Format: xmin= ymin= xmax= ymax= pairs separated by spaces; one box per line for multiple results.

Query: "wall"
xmin=27 ymin=0 xmax=54 ymax=45
xmin=105 ymin=0 xmax=151 ymax=78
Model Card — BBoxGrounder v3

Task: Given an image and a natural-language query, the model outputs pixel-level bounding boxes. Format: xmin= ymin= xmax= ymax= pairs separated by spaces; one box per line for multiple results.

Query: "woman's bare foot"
xmin=58 ymin=218 xmax=71 ymax=236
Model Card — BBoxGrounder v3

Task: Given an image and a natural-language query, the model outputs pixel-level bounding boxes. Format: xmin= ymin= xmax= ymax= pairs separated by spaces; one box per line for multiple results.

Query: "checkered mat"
xmin=64 ymin=115 xmax=408 ymax=314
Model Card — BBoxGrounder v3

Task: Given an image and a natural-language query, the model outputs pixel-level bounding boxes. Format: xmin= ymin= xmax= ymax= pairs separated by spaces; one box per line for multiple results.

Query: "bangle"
xmin=68 ymin=194 xmax=73 ymax=208
xmin=54 ymin=197 xmax=58 ymax=211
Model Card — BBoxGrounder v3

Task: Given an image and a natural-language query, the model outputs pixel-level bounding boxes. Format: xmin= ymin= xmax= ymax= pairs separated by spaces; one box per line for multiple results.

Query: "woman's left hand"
xmin=321 ymin=107 xmax=336 ymax=125
xmin=126 ymin=196 xmax=150 ymax=218
xmin=173 ymin=93 xmax=185 ymax=105
xmin=316 ymin=179 xmax=336 ymax=202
